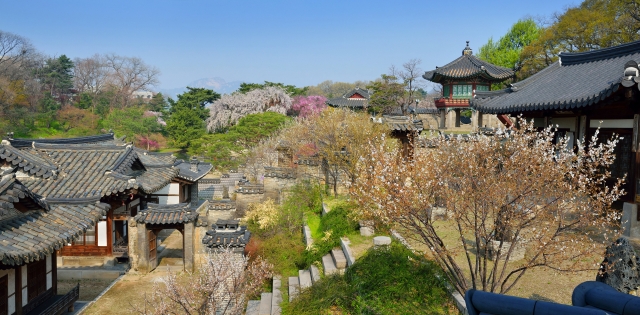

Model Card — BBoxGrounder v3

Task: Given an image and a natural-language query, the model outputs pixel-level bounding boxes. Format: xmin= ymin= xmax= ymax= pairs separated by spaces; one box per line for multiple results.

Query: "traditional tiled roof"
xmin=374 ymin=116 xmax=424 ymax=132
xmin=6 ymin=133 xmax=116 ymax=149
xmin=174 ymin=157 xmax=212 ymax=182
xmin=344 ymin=88 xmax=371 ymax=99
xmin=423 ymin=42 xmax=515 ymax=83
xmin=134 ymin=167 xmax=179 ymax=193
xmin=0 ymin=175 xmax=48 ymax=212
xmin=134 ymin=203 xmax=199 ymax=224
xmin=0 ymin=199 xmax=109 ymax=266
xmin=326 ymin=87 xmax=371 ymax=108
xmin=471 ymin=40 xmax=640 ymax=114
xmin=264 ymin=166 xmax=296 ymax=179
xmin=18 ymin=144 xmax=139 ymax=199
xmin=236 ymin=184 xmax=264 ymax=194
xmin=202 ymin=219 xmax=250 ymax=248
xmin=0 ymin=145 xmax=57 ymax=179
xmin=388 ymin=106 xmax=439 ymax=115
xmin=208 ymin=199 xmax=236 ymax=211
xmin=135 ymin=150 xmax=176 ymax=167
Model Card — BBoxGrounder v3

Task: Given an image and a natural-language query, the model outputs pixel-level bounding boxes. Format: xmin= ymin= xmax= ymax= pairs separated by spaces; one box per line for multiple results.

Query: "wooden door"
xmin=0 ymin=275 xmax=7 ymax=315
xmin=148 ymin=229 xmax=158 ymax=271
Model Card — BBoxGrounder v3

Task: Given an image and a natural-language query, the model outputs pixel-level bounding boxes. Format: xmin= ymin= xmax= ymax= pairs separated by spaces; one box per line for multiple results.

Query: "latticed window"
xmin=476 ymin=85 xmax=490 ymax=92
xmin=453 ymin=85 xmax=472 ymax=99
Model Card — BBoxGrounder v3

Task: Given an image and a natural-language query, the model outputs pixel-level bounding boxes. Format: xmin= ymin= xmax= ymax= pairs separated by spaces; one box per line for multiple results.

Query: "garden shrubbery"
xmin=243 ymin=180 xmax=323 ymax=276
xmin=285 ymin=242 xmax=456 ymax=315
xmin=301 ymin=204 xmax=359 ymax=268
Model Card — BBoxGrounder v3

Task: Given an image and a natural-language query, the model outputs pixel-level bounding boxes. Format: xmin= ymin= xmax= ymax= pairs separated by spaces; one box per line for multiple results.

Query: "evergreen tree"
xmin=166 ymin=87 xmax=219 ymax=148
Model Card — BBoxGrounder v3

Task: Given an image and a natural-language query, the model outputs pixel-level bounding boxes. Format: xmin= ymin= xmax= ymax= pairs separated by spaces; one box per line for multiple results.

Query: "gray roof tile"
xmin=471 ymin=40 xmax=640 ymax=114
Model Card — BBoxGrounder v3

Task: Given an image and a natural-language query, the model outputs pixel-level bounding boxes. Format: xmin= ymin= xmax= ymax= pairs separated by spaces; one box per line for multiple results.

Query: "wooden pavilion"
xmin=423 ymin=41 xmax=515 ymax=129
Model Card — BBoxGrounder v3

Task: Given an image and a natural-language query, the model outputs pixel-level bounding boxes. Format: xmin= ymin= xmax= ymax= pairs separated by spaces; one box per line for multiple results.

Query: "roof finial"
xmin=463 ymin=41 xmax=473 ymax=56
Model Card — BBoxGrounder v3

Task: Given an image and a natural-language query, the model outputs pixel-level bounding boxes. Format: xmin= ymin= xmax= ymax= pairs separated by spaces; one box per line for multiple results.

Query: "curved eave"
xmin=472 ymin=83 xmax=620 ymax=114
xmin=427 ymin=71 xmax=513 ymax=84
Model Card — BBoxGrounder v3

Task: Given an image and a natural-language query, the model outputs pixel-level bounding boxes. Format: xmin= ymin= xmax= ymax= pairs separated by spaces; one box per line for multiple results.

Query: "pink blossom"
xmin=291 ymin=95 xmax=327 ymax=118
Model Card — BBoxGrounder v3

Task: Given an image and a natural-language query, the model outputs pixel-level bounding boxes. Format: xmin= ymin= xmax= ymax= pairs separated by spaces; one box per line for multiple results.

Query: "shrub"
xmin=285 ymin=242 xmax=455 ymax=315
xmin=300 ymin=205 xmax=359 ymax=268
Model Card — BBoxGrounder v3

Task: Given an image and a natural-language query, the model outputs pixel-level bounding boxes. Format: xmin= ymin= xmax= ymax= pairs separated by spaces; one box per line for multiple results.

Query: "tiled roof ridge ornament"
xmin=463 ymin=41 xmax=472 ymax=56
xmin=621 ymin=60 xmax=640 ymax=89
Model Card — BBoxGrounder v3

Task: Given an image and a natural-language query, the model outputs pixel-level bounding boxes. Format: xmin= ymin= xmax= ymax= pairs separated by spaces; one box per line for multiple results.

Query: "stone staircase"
xmin=288 ymin=237 xmax=355 ymax=302
xmin=246 ymin=276 xmax=282 ymax=315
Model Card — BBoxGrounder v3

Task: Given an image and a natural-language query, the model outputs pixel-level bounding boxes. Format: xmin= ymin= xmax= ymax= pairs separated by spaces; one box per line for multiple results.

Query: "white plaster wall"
xmin=21 ymin=266 xmax=26 ymax=306
xmin=553 ymin=117 xmax=577 ymax=131
xmin=159 ymin=196 xmax=180 ymax=205
xmin=590 ymin=119 xmax=634 ymax=129
xmin=98 ymin=221 xmax=107 ymax=246
xmin=155 ymin=183 xmax=179 ymax=195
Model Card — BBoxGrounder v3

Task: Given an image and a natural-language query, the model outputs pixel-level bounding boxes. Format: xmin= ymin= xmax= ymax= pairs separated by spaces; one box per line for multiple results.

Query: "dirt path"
xmin=83 ymin=230 xmax=186 ymax=314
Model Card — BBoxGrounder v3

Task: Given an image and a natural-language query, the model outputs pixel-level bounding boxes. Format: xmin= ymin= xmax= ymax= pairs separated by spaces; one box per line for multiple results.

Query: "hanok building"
xmin=470 ymin=40 xmax=640 ymax=237
xmin=423 ymin=41 xmax=515 ymax=130
xmin=0 ymin=133 xmax=210 ymax=268
xmin=0 ymin=173 xmax=106 ymax=314
xmin=326 ymin=87 xmax=371 ymax=110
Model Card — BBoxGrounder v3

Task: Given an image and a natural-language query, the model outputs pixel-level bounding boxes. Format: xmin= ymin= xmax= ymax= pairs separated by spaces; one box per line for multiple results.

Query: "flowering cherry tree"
xmin=207 ymin=86 xmax=292 ymax=132
xmin=351 ymin=120 xmax=625 ymax=295
xmin=291 ymin=95 xmax=327 ymax=118
xmin=132 ymin=247 xmax=272 ymax=315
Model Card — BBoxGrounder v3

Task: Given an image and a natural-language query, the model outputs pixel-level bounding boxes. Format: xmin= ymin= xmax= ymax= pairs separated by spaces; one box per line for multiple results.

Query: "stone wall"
xmin=235 ymin=192 xmax=265 ymax=214
xmin=127 ymin=218 xmax=146 ymax=272
xmin=263 ymin=176 xmax=298 ymax=203
xmin=198 ymin=178 xmax=220 ymax=200
xmin=193 ymin=225 xmax=209 ymax=268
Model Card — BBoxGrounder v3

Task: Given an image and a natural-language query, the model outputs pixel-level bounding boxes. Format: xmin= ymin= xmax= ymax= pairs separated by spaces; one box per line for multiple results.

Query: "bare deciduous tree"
xmin=74 ymin=54 xmax=109 ymax=95
xmin=132 ymin=248 xmax=272 ymax=315
xmin=352 ymin=120 xmax=625 ymax=295
xmin=104 ymin=53 xmax=160 ymax=107
xmin=0 ymin=30 xmax=36 ymax=79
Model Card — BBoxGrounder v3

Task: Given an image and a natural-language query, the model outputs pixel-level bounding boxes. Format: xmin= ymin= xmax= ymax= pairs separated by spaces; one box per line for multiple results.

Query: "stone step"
xmin=298 ymin=270 xmax=312 ymax=289
xmin=258 ymin=292 xmax=272 ymax=315
xmin=331 ymin=248 xmax=347 ymax=269
xmin=246 ymin=300 xmax=260 ymax=315
xmin=309 ymin=265 xmax=321 ymax=284
xmin=322 ymin=254 xmax=338 ymax=276
xmin=288 ymin=277 xmax=299 ymax=302
xmin=271 ymin=276 xmax=282 ymax=315
xmin=340 ymin=238 xmax=356 ymax=267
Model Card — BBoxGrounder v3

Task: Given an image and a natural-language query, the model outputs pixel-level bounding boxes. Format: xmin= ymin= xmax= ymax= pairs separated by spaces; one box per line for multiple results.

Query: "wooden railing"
xmin=41 ymin=284 xmax=79 ymax=315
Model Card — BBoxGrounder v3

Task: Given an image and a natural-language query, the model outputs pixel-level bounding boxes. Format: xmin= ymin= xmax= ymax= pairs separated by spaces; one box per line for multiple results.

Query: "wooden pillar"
xmin=52 ymin=252 xmax=57 ymax=295
xmin=455 ymin=109 xmax=461 ymax=127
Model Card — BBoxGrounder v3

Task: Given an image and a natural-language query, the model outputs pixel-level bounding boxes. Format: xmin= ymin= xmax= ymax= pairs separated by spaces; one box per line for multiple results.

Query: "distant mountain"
xmin=160 ymin=77 xmax=243 ymax=99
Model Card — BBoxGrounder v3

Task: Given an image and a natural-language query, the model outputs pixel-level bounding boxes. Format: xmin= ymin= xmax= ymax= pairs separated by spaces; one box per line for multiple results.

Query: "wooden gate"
xmin=148 ymin=230 xmax=157 ymax=270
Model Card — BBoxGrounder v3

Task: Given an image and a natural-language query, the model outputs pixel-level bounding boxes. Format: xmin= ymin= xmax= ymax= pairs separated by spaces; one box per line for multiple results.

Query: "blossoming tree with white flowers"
xmin=351 ymin=119 xmax=625 ymax=295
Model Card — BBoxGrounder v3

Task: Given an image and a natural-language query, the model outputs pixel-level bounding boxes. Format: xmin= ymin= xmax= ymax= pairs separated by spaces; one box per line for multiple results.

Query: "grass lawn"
xmin=397 ymin=220 xmax=600 ymax=305
xmin=284 ymin=242 xmax=459 ymax=315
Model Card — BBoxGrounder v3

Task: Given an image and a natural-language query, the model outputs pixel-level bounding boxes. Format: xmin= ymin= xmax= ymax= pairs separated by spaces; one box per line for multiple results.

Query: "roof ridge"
xmin=9 ymin=133 xmax=115 ymax=148
xmin=33 ymin=143 xmax=125 ymax=151
xmin=560 ymin=40 xmax=640 ymax=66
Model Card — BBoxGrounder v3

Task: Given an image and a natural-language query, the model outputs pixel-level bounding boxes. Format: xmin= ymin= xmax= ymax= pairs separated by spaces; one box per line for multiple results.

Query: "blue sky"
xmin=1 ymin=0 xmax=578 ymax=90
